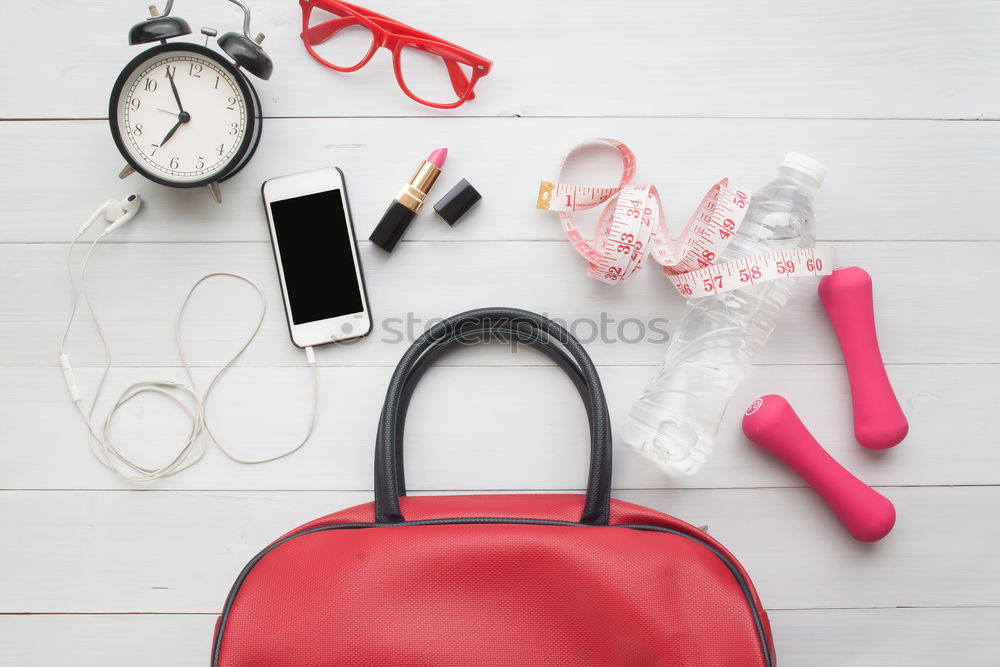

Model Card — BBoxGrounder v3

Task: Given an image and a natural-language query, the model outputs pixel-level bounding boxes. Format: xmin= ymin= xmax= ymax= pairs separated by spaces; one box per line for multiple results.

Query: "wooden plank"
xmin=0 ymin=487 xmax=996 ymax=613
xmin=1 ymin=1 xmax=998 ymax=119
xmin=2 ymin=607 xmax=998 ymax=666
xmin=0 ymin=614 xmax=214 ymax=667
xmin=2 ymin=240 xmax=994 ymax=368
xmin=0 ymin=364 xmax=995 ymax=491
xmin=767 ymin=607 xmax=1000 ymax=667
xmin=0 ymin=118 xmax=997 ymax=243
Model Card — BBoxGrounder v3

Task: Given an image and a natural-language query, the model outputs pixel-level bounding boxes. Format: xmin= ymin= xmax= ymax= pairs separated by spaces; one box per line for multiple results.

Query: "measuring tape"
xmin=536 ymin=138 xmax=834 ymax=297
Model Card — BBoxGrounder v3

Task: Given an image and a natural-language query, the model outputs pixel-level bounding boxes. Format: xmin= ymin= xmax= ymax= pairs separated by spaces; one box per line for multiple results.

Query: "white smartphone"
xmin=262 ymin=167 xmax=372 ymax=348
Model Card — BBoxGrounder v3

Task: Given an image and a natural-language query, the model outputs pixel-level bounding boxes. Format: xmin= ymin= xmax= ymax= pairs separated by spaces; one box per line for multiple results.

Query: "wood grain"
xmin=0 ymin=488 xmax=997 ymax=613
xmin=2 ymin=1 xmax=998 ymax=119
xmin=1 ymin=118 xmax=997 ymax=243
xmin=767 ymin=607 xmax=1000 ymax=666
xmin=1 ymin=364 xmax=995 ymax=491
xmin=3 ymin=607 xmax=997 ymax=667
xmin=3 ymin=240 xmax=993 ymax=368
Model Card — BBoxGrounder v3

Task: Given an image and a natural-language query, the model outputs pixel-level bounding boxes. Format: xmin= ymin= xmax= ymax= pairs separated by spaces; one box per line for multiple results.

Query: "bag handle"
xmin=373 ymin=308 xmax=613 ymax=525
xmin=386 ymin=322 xmax=596 ymax=498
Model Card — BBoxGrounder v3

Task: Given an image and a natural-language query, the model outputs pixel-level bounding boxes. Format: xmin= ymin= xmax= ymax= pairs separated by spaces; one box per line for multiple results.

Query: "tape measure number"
xmin=537 ymin=139 xmax=834 ymax=297
xmin=667 ymin=247 xmax=836 ymax=296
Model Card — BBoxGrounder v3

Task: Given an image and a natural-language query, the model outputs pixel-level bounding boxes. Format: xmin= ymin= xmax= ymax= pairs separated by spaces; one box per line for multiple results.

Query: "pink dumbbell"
xmin=743 ymin=395 xmax=895 ymax=542
xmin=819 ymin=266 xmax=908 ymax=449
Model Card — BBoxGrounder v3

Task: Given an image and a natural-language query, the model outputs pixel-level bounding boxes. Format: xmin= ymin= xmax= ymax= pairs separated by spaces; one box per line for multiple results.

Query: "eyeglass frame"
xmin=299 ymin=0 xmax=493 ymax=109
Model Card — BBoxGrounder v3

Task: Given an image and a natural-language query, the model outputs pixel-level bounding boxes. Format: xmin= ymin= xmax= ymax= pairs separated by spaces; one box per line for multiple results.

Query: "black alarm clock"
xmin=110 ymin=0 xmax=273 ymax=203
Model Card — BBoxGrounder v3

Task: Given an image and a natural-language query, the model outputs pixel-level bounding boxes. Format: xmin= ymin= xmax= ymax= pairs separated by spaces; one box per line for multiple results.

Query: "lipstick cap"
xmin=370 ymin=200 xmax=416 ymax=252
xmin=433 ymin=179 xmax=481 ymax=226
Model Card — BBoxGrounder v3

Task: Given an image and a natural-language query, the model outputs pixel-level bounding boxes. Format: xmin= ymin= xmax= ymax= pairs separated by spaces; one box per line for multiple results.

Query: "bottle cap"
xmin=782 ymin=152 xmax=827 ymax=187
xmin=433 ymin=179 xmax=482 ymax=226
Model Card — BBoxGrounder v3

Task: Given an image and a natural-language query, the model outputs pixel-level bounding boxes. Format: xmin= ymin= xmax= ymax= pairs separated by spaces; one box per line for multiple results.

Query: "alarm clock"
xmin=110 ymin=0 xmax=273 ymax=203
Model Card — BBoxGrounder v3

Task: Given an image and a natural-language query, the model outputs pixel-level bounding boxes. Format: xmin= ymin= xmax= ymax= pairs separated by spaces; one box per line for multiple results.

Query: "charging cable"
xmin=60 ymin=209 xmax=318 ymax=482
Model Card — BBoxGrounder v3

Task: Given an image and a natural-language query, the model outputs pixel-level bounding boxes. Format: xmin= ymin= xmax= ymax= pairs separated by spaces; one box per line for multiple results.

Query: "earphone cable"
xmin=176 ymin=272 xmax=319 ymax=464
xmin=60 ymin=222 xmax=318 ymax=482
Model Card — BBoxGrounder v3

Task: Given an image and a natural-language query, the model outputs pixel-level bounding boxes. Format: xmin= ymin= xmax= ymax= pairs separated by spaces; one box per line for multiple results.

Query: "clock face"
xmin=111 ymin=45 xmax=256 ymax=185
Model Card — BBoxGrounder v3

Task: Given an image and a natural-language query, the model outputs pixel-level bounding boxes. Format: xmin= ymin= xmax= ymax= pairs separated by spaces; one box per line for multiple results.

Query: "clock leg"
xmin=208 ymin=181 xmax=222 ymax=204
xmin=118 ymin=164 xmax=136 ymax=179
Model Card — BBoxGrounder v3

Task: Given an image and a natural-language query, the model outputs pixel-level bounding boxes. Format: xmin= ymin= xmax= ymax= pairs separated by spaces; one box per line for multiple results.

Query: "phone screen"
xmin=269 ymin=188 xmax=364 ymax=325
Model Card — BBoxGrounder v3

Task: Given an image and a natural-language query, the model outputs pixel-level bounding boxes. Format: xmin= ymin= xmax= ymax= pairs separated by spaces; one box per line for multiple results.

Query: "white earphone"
xmin=76 ymin=194 xmax=143 ymax=236
xmin=60 ymin=194 xmax=317 ymax=482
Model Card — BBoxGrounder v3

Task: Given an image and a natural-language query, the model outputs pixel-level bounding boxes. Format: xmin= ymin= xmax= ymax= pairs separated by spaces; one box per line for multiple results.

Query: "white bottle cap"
xmin=782 ymin=152 xmax=827 ymax=187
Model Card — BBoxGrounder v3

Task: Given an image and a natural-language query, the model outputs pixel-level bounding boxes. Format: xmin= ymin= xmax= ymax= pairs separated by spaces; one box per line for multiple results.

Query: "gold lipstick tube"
xmin=395 ymin=162 xmax=442 ymax=213
xmin=370 ymin=158 xmax=446 ymax=252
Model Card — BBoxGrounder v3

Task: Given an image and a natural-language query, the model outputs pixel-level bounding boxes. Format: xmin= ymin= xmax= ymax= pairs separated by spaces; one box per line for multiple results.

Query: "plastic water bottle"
xmin=623 ymin=153 xmax=827 ymax=475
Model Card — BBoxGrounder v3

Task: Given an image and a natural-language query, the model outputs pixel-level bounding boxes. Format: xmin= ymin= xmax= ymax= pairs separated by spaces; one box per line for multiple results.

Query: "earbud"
xmin=78 ymin=195 xmax=143 ymax=236
xmin=103 ymin=194 xmax=143 ymax=233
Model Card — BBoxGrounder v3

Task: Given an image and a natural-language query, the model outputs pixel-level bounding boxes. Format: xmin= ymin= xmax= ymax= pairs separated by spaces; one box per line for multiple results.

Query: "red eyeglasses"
xmin=299 ymin=0 xmax=493 ymax=109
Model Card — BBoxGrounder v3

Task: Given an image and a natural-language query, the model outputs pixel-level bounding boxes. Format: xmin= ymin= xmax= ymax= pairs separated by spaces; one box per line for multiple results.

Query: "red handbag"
xmin=213 ymin=309 xmax=775 ymax=666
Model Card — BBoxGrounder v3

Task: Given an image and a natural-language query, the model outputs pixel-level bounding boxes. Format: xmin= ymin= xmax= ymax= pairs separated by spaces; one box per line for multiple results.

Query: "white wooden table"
xmin=2 ymin=1 xmax=998 ymax=664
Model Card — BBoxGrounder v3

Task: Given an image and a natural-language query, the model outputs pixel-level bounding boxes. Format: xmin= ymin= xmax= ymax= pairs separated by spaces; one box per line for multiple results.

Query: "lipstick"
xmin=369 ymin=148 xmax=448 ymax=252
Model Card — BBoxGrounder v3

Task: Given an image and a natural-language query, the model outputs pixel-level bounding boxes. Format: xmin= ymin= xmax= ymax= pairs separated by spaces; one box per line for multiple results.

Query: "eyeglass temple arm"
xmin=339 ymin=2 xmax=487 ymax=61
xmin=304 ymin=16 xmax=356 ymax=44
xmin=385 ymin=21 xmax=483 ymax=60
xmin=308 ymin=1 xmax=489 ymax=63
xmin=444 ymin=56 xmax=473 ymax=99
xmin=304 ymin=14 xmax=427 ymax=48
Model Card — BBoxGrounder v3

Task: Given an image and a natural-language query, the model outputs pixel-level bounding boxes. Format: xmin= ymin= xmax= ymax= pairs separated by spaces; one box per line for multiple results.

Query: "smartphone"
xmin=262 ymin=167 xmax=372 ymax=348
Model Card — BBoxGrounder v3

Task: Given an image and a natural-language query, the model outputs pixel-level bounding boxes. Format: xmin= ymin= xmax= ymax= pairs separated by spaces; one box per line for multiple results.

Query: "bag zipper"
xmin=212 ymin=517 xmax=773 ymax=667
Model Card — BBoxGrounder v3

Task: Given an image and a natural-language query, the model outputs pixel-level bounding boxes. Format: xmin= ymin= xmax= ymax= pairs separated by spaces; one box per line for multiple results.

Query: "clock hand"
xmin=157 ymin=107 xmax=180 ymax=116
xmin=157 ymin=119 xmax=183 ymax=148
xmin=167 ymin=68 xmax=184 ymax=113
xmin=155 ymin=96 xmax=192 ymax=149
